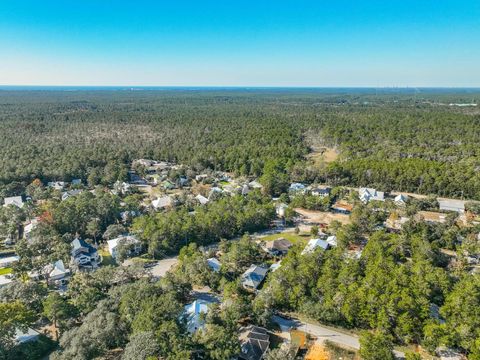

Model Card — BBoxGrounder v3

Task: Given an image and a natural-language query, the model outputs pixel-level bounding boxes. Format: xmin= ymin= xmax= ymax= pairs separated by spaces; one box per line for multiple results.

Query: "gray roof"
xmin=239 ymin=325 xmax=270 ymax=360
xmin=438 ymin=198 xmax=465 ymax=213
xmin=241 ymin=265 xmax=268 ymax=289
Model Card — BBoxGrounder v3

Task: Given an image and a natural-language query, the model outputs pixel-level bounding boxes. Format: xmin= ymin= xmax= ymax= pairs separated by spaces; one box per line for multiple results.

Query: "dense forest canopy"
xmin=1 ymin=88 xmax=480 ymax=199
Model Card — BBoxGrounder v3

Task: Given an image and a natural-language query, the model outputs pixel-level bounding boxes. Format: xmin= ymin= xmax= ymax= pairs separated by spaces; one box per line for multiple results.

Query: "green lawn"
xmin=0 ymin=267 xmax=13 ymax=275
xmin=98 ymin=248 xmax=116 ymax=266
xmin=259 ymin=232 xmax=310 ymax=245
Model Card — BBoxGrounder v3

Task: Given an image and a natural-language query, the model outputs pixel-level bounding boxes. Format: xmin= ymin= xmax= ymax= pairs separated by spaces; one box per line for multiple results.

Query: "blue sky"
xmin=1 ymin=0 xmax=479 ymax=86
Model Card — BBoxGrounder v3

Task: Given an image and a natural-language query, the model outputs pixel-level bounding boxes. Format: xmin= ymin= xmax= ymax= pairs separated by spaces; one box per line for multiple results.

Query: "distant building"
xmin=70 ymin=238 xmax=99 ymax=270
xmin=326 ymin=235 xmax=337 ymax=247
xmin=61 ymin=189 xmax=82 ymax=201
xmin=275 ymin=203 xmax=288 ymax=217
xmin=196 ymin=194 xmax=209 ymax=205
xmin=359 ymin=188 xmax=384 ymax=203
xmin=289 ymin=183 xmax=306 ymax=193
xmin=47 ymin=181 xmax=66 ymax=191
xmin=241 ymin=265 xmax=268 ymax=290
xmin=207 ymin=257 xmax=221 ymax=272
xmin=3 ymin=196 xmax=24 ymax=208
xmin=302 ymin=238 xmax=329 ymax=254
xmin=238 ymin=325 xmax=270 ymax=360
xmin=438 ymin=198 xmax=465 ymax=213
xmin=107 ymin=235 xmax=142 ymax=262
xmin=331 ymin=201 xmax=353 ymax=214
xmin=263 ymin=238 xmax=293 ymax=256
xmin=0 ymin=255 xmax=20 ymax=268
xmin=182 ymin=299 xmax=215 ymax=333
xmin=311 ymin=185 xmax=331 ymax=197
xmin=152 ymin=196 xmax=174 ymax=210
xmin=394 ymin=194 xmax=409 ymax=206
xmin=48 ymin=260 xmax=70 ymax=281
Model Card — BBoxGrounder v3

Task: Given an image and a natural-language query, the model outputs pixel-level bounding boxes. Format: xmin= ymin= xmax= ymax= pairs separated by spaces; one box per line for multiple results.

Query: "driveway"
xmin=147 ymin=257 xmax=178 ymax=278
xmin=272 ymin=315 xmax=405 ymax=359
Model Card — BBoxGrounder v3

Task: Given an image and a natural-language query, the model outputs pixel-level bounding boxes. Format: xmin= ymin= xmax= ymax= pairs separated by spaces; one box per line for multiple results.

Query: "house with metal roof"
xmin=241 ymin=265 xmax=268 ymax=290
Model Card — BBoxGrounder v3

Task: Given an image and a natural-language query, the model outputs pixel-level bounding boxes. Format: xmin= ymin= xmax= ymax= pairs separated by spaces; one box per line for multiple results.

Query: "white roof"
xmin=152 ymin=196 xmax=173 ymax=209
xmin=270 ymin=262 xmax=281 ymax=272
xmin=326 ymin=235 xmax=337 ymax=247
xmin=207 ymin=257 xmax=221 ymax=272
xmin=0 ymin=256 xmax=20 ymax=267
xmin=107 ymin=235 xmax=139 ymax=255
xmin=49 ymin=260 xmax=70 ymax=279
xmin=302 ymin=238 xmax=329 ymax=254
xmin=395 ymin=194 xmax=409 ymax=203
xmin=0 ymin=275 xmax=12 ymax=287
xmin=15 ymin=327 xmax=40 ymax=344
xmin=438 ymin=198 xmax=465 ymax=213
xmin=196 ymin=194 xmax=209 ymax=205
xmin=3 ymin=196 xmax=24 ymax=208
xmin=183 ymin=299 xmax=213 ymax=333
xmin=359 ymin=188 xmax=384 ymax=202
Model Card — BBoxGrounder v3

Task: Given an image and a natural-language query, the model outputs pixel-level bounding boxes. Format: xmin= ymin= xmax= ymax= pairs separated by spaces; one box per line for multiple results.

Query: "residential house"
xmin=48 ymin=260 xmax=70 ymax=281
xmin=47 ymin=181 xmax=66 ymax=191
xmin=107 ymin=235 xmax=142 ymax=262
xmin=394 ymin=194 xmax=409 ymax=206
xmin=269 ymin=262 xmax=281 ymax=272
xmin=71 ymin=179 xmax=82 ymax=186
xmin=311 ymin=185 xmax=331 ymax=197
xmin=182 ymin=299 xmax=215 ymax=333
xmin=3 ymin=196 xmax=24 ymax=208
xmin=61 ymin=189 xmax=82 ymax=201
xmin=0 ymin=275 xmax=12 ymax=288
xmin=331 ymin=201 xmax=353 ymax=214
xmin=248 ymin=180 xmax=263 ymax=190
xmin=195 ymin=174 xmax=209 ymax=182
xmin=15 ymin=327 xmax=41 ymax=344
xmin=113 ymin=181 xmax=131 ymax=195
xmin=302 ymin=238 xmax=330 ymax=254
xmin=289 ymin=183 xmax=306 ymax=194
xmin=275 ymin=203 xmax=288 ymax=218
xmin=207 ymin=257 xmax=221 ymax=272
xmin=326 ymin=235 xmax=337 ymax=247
xmin=438 ymin=198 xmax=465 ymax=213
xmin=23 ymin=218 xmax=39 ymax=240
xmin=70 ymin=238 xmax=100 ymax=270
xmin=359 ymin=188 xmax=385 ymax=203
xmin=208 ymin=187 xmax=223 ymax=200
xmin=241 ymin=265 xmax=268 ymax=290
xmin=196 ymin=194 xmax=209 ymax=205
xmin=0 ymin=255 xmax=20 ymax=268
xmin=238 ymin=325 xmax=270 ymax=360
xmin=152 ymin=195 xmax=174 ymax=210
xmin=263 ymin=238 xmax=292 ymax=256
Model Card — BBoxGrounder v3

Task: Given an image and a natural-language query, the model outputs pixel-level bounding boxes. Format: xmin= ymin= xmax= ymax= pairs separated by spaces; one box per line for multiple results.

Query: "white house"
xmin=182 ymin=299 xmax=215 ymax=333
xmin=0 ymin=255 xmax=20 ymax=268
xmin=48 ymin=260 xmax=70 ymax=281
xmin=248 ymin=180 xmax=263 ymax=190
xmin=207 ymin=257 xmax=221 ymax=272
xmin=107 ymin=235 xmax=141 ymax=262
xmin=3 ymin=196 xmax=24 ymax=208
xmin=152 ymin=196 xmax=174 ymax=210
xmin=47 ymin=181 xmax=66 ymax=191
xmin=359 ymin=188 xmax=385 ymax=203
xmin=438 ymin=198 xmax=465 ymax=213
xmin=195 ymin=194 xmax=209 ymax=205
xmin=326 ymin=235 xmax=337 ymax=247
xmin=23 ymin=218 xmax=39 ymax=240
xmin=61 ymin=189 xmax=82 ymax=201
xmin=394 ymin=194 xmax=409 ymax=205
xmin=302 ymin=238 xmax=330 ymax=254
xmin=275 ymin=203 xmax=288 ymax=217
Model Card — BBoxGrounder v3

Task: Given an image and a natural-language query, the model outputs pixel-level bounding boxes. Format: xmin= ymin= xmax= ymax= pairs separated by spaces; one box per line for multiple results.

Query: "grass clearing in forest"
xmin=258 ymin=232 xmax=310 ymax=245
xmin=0 ymin=267 xmax=12 ymax=275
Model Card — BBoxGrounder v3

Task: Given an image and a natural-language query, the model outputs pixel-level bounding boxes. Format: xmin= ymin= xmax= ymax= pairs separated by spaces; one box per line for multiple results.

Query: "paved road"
xmin=272 ymin=315 xmax=405 ymax=359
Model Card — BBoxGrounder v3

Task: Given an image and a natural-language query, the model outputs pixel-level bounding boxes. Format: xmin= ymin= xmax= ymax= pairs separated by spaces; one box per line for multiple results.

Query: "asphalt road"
xmin=272 ymin=315 xmax=405 ymax=359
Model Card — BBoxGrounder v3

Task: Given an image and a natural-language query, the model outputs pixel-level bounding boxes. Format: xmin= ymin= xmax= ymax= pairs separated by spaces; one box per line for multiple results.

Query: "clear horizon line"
xmin=1 ymin=85 xmax=480 ymax=89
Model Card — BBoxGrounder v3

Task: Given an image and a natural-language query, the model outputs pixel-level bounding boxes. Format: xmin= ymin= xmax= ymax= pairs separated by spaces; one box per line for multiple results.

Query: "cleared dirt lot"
xmin=295 ymin=208 xmax=351 ymax=226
